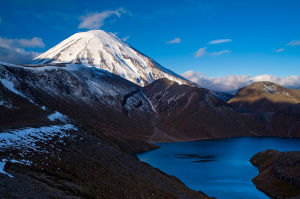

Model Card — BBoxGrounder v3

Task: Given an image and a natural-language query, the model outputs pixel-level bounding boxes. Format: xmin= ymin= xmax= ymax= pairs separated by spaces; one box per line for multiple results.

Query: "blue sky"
xmin=0 ymin=0 xmax=300 ymax=91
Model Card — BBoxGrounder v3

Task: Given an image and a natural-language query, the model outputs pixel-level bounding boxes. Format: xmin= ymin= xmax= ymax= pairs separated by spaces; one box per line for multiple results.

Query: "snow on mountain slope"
xmin=0 ymin=62 xmax=154 ymax=114
xmin=229 ymin=81 xmax=300 ymax=112
xmin=34 ymin=30 xmax=188 ymax=86
xmin=0 ymin=61 xmax=156 ymax=140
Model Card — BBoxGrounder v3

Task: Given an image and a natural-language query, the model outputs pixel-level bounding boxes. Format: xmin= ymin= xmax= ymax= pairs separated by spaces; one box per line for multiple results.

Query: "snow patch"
xmin=167 ymin=94 xmax=186 ymax=104
xmin=204 ymin=93 xmax=215 ymax=107
xmin=0 ymin=159 xmax=14 ymax=178
xmin=0 ymin=158 xmax=32 ymax=178
xmin=185 ymin=92 xmax=197 ymax=108
xmin=0 ymin=78 xmax=26 ymax=98
xmin=48 ymin=111 xmax=68 ymax=123
xmin=263 ymin=84 xmax=291 ymax=97
xmin=0 ymin=100 xmax=13 ymax=109
xmin=0 ymin=77 xmax=35 ymax=104
xmin=0 ymin=124 xmax=77 ymax=153
xmin=264 ymin=84 xmax=277 ymax=94
xmin=141 ymin=92 xmax=156 ymax=113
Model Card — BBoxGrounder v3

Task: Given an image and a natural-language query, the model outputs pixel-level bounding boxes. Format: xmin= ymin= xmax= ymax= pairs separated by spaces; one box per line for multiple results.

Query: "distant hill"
xmin=229 ymin=81 xmax=300 ymax=137
xmin=229 ymin=81 xmax=300 ymax=112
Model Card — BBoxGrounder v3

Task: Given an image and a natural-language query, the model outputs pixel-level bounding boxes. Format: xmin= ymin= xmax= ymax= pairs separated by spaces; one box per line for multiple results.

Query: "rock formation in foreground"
xmin=251 ymin=150 xmax=300 ymax=199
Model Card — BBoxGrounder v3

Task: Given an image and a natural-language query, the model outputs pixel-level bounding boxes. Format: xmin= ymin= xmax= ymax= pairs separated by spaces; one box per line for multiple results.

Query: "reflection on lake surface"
xmin=138 ymin=137 xmax=300 ymax=199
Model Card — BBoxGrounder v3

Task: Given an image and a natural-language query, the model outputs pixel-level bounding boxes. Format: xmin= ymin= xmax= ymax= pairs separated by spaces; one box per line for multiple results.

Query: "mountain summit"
xmin=34 ymin=30 xmax=188 ymax=86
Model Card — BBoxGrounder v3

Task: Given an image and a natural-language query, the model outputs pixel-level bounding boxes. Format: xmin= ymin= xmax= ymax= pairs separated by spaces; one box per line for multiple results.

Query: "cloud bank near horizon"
xmin=0 ymin=36 xmax=44 ymax=64
xmin=182 ymin=70 xmax=300 ymax=93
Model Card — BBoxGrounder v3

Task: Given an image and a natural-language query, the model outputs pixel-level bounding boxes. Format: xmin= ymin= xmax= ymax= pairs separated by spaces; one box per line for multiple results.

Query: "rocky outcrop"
xmin=250 ymin=150 xmax=300 ymax=199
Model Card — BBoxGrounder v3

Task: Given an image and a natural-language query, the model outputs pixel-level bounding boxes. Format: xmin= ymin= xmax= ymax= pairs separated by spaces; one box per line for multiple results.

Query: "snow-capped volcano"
xmin=34 ymin=30 xmax=188 ymax=86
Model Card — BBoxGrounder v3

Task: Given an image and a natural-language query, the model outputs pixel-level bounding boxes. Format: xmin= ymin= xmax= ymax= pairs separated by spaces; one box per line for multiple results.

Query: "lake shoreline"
xmin=150 ymin=135 xmax=300 ymax=145
xmin=138 ymin=137 xmax=300 ymax=199
xmin=141 ymin=135 xmax=300 ymax=155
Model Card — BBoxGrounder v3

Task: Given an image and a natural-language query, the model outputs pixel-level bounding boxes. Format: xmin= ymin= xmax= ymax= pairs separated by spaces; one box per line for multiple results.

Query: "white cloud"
xmin=18 ymin=37 xmax=45 ymax=48
xmin=0 ymin=36 xmax=44 ymax=64
xmin=211 ymin=50 xmax=231 ymax=56
xmin=167 ymin=37 xmax=181 ymax=44
xmin=195 ymin=47 xmax=207 ymax=58
xmin=182 ymin=70 xmax=300 ymax=93
xmin=0 ymin=45 xmax=40 ymax=64
xmin=122 ymin=36 xmax=130 ymax=42
xmin=274 ymin=48 xmax=285 ymax=53
xmin=78 ymin=8 xmax=128 ymax=29
xmin=0 ymin=37 xmax=45 ymax=48
xmin=208 ymin=39 xmax=232 ymax=45
xmin=195 ymin=48 xmax=230 ymax=58
xmin=287 ymin=40 xmax=300 ymax=47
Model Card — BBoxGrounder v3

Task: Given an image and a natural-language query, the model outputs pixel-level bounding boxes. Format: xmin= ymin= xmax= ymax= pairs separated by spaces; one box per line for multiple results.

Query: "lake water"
xmin=137 ymin=137 xmax=300 ymax=199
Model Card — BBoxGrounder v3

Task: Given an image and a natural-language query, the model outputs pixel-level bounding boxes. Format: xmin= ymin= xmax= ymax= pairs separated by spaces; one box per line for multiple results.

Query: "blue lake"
xmin=137 ymin=137 xmax=300 ymax=199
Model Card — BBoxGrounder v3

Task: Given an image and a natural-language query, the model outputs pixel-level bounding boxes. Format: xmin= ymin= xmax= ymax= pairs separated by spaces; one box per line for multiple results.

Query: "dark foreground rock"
xmin=0 ymin=126 xmax=213 ymax=199
xmin=250 ymin=150 xmax=300 ymax=199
